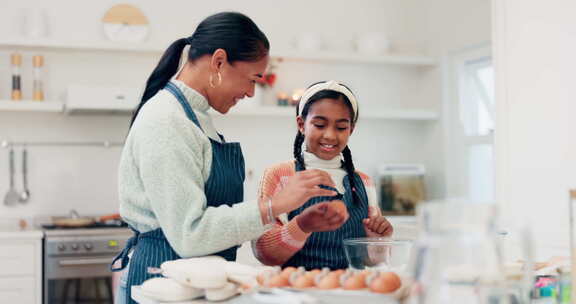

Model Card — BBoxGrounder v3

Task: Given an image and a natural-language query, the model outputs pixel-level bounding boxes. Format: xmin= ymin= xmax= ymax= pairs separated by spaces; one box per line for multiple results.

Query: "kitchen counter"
xmin=0 ymin=218 xmax=43 ymax=239
xmin=0 ymin=229 xmax=43 ymax=239
xmin=132 ymin=286 xmax=399 ymax=304
xmin=0 ymin=220 xmax=43 ymax=239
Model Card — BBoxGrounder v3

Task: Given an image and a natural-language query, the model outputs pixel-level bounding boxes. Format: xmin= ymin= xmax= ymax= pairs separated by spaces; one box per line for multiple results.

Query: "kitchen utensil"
xmin=52 ymin=209 xmax=95 ymax=227
xmin=343 ymin=238 xmax=412 ymax=272
xmin=4 ymin=148 xmax=20 ymax=206
xmin=19 ymin=147 xmax=30 ymax=203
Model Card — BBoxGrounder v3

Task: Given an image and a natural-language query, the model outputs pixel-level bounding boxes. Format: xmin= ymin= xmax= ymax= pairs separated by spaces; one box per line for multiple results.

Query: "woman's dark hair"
xmin=293 ymin=82 xmax=360 ymax=205
xmin=129 ymin=12 xmax=270 ymax=127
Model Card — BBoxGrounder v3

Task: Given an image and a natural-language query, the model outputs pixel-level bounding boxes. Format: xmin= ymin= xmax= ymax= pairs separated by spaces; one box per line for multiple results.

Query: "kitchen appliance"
xmin=66 ymin=85 xmax=140 ymax=114
xmin=42 ymin=219 xmax=131 ymax=304
xmin=378 ymin=163 xmax=426 ymax=215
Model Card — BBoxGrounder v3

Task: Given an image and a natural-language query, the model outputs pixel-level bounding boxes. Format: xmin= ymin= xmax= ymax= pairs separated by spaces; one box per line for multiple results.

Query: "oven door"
xmin=44 ymin=254 xmax=117 ymax=304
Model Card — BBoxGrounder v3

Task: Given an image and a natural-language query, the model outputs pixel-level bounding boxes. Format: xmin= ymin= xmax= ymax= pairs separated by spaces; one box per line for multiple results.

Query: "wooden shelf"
xmin=0 ymin=38 xmax=437 ymax=66
xmin=0 ymin=100 xmax=64 ymax=112
xmin=217 ymin=106 xmax=438 ymax=121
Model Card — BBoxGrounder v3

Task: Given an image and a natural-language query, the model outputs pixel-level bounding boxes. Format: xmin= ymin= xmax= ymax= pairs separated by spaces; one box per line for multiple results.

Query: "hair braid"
xmin=293 ymin=132 xmax=306 ymax=169
xmin=342 ymin=145 xmax=359 ymax=205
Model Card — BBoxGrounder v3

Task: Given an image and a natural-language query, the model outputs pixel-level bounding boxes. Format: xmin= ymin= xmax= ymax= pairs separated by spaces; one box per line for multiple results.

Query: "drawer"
xmin=0 ymin=277 xmax=36 ymax=304
xmin=0 ymin=242 xmax=36 ymax=276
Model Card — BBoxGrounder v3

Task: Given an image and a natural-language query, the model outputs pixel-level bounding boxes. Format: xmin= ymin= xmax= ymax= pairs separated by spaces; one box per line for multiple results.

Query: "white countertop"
xmin=0 ymin=228 xmax=44 ymax=239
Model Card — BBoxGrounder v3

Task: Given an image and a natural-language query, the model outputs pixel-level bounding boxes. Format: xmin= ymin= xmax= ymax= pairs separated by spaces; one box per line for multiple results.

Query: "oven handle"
xmin=59 ymin=258 xmax=112 ymax=266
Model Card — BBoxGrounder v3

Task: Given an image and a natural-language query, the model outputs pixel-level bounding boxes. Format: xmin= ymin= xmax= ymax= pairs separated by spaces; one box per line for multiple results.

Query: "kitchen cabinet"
xmin=0 ymin=231 xmax=43 ymax=304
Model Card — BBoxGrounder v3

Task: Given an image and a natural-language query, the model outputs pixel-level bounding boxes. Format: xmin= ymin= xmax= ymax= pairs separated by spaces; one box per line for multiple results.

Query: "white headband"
xmin=297 ymin=80 xmax=359 ymax=123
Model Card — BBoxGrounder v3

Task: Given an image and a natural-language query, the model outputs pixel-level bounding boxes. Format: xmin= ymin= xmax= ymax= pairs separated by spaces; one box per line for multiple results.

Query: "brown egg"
xmin=369 ymin=272 xmax=401 ymax=293
xmin=316 ymin=272 xmax=341 ymax=289
xmin=342 ymin=274 xmax=367 ymax=290
xmin=332 ymin=201 xmax=348 ymax=217
xmin=305 ymin=269 xmax=322 ymax=279
xmin=266 ymin=274 xmax=290 ymax=288
xmin=355 ymin=270 xmax=370 ymax=284
xmin=280 ymin=267 xmax=297 ymax=279
xmin=292 ymin=275 xmax=315 ymax=289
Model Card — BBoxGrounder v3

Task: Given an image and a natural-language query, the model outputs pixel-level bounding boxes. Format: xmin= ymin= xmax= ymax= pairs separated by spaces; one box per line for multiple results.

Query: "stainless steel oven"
xmin=43 ymin=227 xmax=131 ymax=304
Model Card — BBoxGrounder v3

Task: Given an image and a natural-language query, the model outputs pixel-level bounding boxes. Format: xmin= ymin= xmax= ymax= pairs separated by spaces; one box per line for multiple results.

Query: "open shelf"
xmin=0 ymin=100 xmax=64 ymax=112
xmin=0 ymin=38 xmax=165 ymax=53
xmin=0 ymin=38 xmax=437 ymax=66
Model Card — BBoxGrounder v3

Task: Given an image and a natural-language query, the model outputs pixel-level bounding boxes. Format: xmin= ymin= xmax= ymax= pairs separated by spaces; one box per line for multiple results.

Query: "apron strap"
xmin=164 ymin=82 xmax=204 ymax=132
xmin=109 ymin=229 xmax=140 ymax=272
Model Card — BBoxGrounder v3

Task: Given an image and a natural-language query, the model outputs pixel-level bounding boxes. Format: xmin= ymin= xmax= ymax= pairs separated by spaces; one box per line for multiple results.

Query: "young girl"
xmin=253 ymin=80 xmax=393 ymax=270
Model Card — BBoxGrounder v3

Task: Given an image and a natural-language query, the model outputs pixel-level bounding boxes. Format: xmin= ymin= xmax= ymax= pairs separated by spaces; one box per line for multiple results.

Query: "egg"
xmin=331 ymin=201 xmax=348 ymax=217
xmin=305 ymin=269 xmax=322 ymax=279
xmin=369 ymin=272 xmax=401 ymax=293
xmin=280 ymin=267 xmax=297 ymax=279
xmin=266 ymin=274 xmax=290 ymax=288
xmin=316 ymin=273 xmax=340 ymax=289
xmin=342 ymin=274 xmax=367 ymax=290
xmin=292 ymin=274 xmax=315 ymax=288
xmin=256 ymin=267 xmax=280 ymax=286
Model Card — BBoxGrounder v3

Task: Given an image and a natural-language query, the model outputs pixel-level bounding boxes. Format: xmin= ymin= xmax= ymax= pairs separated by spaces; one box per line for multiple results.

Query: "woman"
xmin=111 ymin=12 xmax=336 ymax=303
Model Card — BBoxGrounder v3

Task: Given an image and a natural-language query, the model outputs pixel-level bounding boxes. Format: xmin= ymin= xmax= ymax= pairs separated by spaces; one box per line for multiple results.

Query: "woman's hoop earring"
xmin=209 ymin=72 xmax=222 ymax=88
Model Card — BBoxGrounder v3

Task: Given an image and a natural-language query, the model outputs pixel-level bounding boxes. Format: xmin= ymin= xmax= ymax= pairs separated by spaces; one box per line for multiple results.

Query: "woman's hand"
xmin=363 ymin=206 xmax=393 ymax=237
xmin=271 ymin=169 xmax=337 ymax=215
xmin=295 ymin=201 xmax=349 ymax=233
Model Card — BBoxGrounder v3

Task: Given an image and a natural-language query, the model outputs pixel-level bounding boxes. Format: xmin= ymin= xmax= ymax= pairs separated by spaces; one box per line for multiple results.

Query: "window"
xmin=446 ymin=46 xmax=495 ymax=202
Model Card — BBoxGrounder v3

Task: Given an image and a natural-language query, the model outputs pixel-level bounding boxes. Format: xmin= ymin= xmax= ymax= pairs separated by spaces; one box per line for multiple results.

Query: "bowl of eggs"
xmin=343 ymin=238 xmax=412 ymax=272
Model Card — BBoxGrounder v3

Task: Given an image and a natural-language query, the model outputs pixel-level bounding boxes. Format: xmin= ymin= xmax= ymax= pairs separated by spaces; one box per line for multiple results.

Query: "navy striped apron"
xmin=284 ymin=162 xmax=369 ymax=270
xmin=111 ymin=82 xmax=245 ymax=303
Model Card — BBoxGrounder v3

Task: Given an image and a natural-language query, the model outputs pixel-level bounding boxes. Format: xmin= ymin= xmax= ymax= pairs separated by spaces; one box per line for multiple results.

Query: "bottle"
xmin=558 ymin=265 xmax=571 ymax=303
xmin=569 ymin=189 xmax=576 ymax=302
xmin=11 ymin=53 xmax=22 ymax=101
xmin=32 ymin=55 xmax=44 ymax=101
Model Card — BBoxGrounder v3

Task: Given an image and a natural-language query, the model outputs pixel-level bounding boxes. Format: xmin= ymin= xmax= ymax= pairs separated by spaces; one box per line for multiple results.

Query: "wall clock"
xmin=102 ymin=4 xmax=149 ymax=42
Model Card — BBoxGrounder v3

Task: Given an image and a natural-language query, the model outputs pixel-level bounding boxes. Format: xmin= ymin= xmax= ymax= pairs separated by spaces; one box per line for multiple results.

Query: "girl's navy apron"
xmin=111 ymin=82 xmax=245 ymax=304
xmin=284 ymin=161 xmax=369 ymax=270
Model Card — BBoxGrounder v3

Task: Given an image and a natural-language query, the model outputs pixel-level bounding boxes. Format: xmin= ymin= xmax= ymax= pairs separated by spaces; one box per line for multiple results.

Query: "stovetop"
xmin=41 ymin=220 xmax=128 ymax=230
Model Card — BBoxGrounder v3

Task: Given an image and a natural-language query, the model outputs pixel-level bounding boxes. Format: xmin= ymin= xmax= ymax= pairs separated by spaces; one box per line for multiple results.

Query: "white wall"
xmin=494 ymin=0 xmax=576 ymax=258
xmin=0 ymin=1 xmax=489 ymax=220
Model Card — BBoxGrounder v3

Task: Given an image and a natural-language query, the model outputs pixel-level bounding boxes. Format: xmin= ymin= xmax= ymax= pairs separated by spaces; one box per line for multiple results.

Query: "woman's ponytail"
xmin=130 ymin=38 xmax=188 ymax=127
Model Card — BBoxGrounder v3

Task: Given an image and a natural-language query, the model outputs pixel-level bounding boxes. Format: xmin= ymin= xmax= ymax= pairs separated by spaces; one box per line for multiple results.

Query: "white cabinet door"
xmin=0 ymin=276 xmax=36 ymax=304
xmin=0 ymin=238 xmax=42 ymax=304
xmin=0 ymin=242 xmax=36 ymax=276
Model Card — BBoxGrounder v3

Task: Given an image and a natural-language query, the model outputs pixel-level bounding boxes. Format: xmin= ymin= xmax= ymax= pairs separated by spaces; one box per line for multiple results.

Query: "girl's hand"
xmin=295 ymin=201 xmax=349 ymax=233
xmin=271 ymin=169 xmax=337 ymax=215
xmin=363 ymin=206 xmax=393 ymax=237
